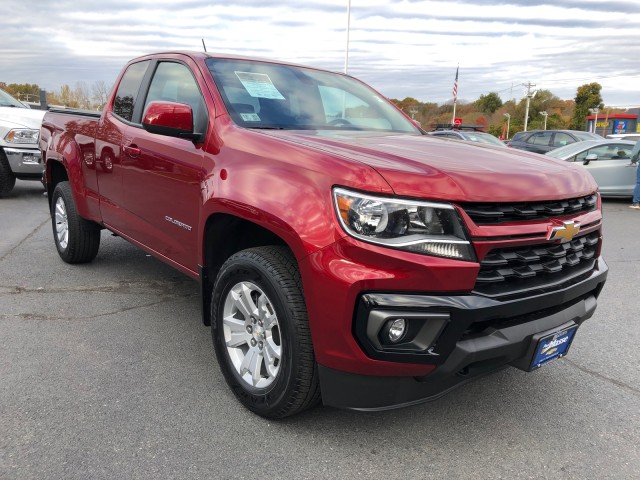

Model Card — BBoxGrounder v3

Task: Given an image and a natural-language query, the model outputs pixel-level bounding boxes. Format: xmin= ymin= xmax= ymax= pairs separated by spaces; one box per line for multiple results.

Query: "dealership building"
xmin=586 ymin=109 xmax=639 ymax=136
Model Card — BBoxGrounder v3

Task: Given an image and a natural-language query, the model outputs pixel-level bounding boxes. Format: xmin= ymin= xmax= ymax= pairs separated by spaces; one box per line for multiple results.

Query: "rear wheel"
xmin=211 ymin=246 xmax=320 ymax=418
xmin=0 ymin=151 xmax=16 ymax=197
xmin=51 ymin=181 xmax=101 ymax=263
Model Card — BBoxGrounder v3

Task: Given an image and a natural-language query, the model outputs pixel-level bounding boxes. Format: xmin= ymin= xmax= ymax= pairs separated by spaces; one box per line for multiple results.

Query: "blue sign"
xmin=531 ymin=327 xmax=577 ymax=369
xmin=614 ymin=120 xmax=628 ymax=133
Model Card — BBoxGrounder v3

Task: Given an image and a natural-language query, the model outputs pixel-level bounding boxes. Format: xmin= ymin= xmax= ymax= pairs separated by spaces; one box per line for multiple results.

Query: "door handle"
xmin=123 ymin=145 xmax=141 ymax=158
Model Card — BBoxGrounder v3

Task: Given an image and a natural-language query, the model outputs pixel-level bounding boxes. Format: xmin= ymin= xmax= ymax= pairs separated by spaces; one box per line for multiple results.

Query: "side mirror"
xmin=583 ymin=153 xmax=597 ymax=165
xmin=142 ymin=101 xmax=201 ymax=141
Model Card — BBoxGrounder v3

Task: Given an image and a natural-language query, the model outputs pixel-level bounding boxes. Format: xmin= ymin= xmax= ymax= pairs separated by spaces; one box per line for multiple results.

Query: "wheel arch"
xmin=46 ymin=159 xmax=69 ymax=209
xmin=199 ymin=212 xmax=294 ymax=326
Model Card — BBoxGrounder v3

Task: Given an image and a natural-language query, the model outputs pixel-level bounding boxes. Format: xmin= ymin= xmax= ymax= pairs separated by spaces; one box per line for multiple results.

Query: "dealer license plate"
xmin=530 ymin=327 xmax=578 ymax=369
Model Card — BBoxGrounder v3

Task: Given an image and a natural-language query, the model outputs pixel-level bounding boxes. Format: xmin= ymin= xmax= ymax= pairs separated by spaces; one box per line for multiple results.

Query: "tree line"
xmin=0 ymin=80 xmax=111 ymax=111
xmin=2 ymin=78 xmax=610 ymax=138
xmin=392 ymin=82 xmax=609 ymax=137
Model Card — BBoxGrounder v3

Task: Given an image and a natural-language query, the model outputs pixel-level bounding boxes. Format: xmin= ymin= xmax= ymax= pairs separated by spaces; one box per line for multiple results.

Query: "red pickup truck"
xmin=40 ymin=51 xmax=608 ymax=418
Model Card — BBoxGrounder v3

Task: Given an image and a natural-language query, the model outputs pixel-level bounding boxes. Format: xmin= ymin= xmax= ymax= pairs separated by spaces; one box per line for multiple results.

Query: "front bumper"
xmin=319 ymin=257 xmax=607 ymax=410
xmin=2 ymin=146 xmax=43 ymax=178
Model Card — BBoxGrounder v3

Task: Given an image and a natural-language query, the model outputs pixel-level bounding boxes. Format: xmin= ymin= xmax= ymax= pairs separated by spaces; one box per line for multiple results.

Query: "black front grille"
xmin=462 ymin=194 xmax=597 ymax=225
xmin=474 ymin=231 xmax=599 ymax=298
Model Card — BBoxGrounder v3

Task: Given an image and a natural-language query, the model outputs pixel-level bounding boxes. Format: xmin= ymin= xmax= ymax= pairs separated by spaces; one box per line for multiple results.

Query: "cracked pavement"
xmin=1 ymin=180 xmax=639 ymax=480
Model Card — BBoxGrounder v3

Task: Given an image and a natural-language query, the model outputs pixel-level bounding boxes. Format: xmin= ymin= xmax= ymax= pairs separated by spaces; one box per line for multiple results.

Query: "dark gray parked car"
xmin=507 ymin=129 xmax=601 ymax=154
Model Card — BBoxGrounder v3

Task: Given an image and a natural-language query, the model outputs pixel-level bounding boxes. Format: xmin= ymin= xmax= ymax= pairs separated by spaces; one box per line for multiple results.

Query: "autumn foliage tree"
xmin=475 ymin=92 xmax=503 ymax=113
xmin=571 ymin=83 xmax=603 ymax=130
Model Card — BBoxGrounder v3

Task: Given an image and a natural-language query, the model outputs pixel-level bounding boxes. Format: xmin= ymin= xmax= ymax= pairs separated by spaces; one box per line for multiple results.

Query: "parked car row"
xmin=427 ymin=126 xmax=638 ymax=198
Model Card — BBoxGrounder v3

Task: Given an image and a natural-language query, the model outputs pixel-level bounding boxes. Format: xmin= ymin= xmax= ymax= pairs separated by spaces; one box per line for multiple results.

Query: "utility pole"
xmin=523 ymin=81 xmax=536 ymax=132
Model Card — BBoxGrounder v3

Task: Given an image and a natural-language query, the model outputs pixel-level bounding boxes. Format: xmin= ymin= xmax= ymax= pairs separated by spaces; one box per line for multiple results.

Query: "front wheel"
xmin=0 ymin=151 xmax=16 ymax=197
xmin=51 ymin=181 xmax=101 ymax=263
xmin=211 ymin=246 xmax=320 ymax=418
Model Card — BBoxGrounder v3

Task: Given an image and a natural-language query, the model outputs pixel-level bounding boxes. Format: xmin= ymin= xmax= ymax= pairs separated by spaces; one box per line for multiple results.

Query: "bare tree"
xmin=91 ymin=80 xmax=111 ymax=110
xmin=58 ymin=84 xmax=78 ymax=108
xmin=74 ymin=81 xmax=91 ymax=110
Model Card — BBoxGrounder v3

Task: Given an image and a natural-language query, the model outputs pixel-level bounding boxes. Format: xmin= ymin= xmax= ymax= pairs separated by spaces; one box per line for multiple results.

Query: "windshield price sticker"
xmin=240 ymin=113 xmax=261 ymax=122
xmin=235 ymin=72 xmax=285 ymax=100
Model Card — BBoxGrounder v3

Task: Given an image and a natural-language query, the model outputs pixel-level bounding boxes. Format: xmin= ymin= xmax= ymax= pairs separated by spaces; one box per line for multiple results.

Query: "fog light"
xmin=388 ymin=318 xmax=406 ymax=343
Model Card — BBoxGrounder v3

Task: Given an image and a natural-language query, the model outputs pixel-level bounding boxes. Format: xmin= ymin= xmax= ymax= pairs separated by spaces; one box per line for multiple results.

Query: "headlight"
xmin=333 ymin=187 xmax=475 ymax=261
xmin=4 ymin=128 xmax=40 ymax=144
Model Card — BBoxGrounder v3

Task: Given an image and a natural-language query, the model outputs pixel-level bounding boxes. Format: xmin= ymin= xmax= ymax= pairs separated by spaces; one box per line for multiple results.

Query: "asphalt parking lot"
xmin=1 ymin=179 xmax=639 ymax=480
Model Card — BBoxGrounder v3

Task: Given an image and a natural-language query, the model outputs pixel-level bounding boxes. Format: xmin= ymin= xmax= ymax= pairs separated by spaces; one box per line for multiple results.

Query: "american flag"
xmin=452 ymin=66 xmax=459 ymax=103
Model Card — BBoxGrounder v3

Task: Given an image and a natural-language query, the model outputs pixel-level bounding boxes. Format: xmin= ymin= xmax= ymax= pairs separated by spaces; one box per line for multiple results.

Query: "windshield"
xmin=461 ymin=132 xmax=505 ymax=147
xmin=206 ymin=58 xmax=421 ymax=134
xmin=0 ymin=89 xmax=26 ymax=108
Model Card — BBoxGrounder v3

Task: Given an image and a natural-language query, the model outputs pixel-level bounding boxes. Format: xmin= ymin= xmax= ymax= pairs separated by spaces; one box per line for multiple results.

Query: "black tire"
xmin=0 ymin=151 xmax=16 ymax=197
xmin=211 ymin=246 xmax=321 ymax=418
xmin=51 ymin=181 xmax=101 ymax=263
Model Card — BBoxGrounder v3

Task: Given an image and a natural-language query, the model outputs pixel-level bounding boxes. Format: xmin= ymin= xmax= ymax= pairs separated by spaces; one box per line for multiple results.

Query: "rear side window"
xmin=553 ymin=132 xmax=574 ymax=147
xmin=112 ymin=60 xmax=150 ymax=122
xmin=529 ymin=132 xmax=552 ymax=146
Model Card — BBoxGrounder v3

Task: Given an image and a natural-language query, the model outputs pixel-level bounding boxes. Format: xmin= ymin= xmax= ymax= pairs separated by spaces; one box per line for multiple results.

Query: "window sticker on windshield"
xmin=235 ymin=71 xmax=285 ymax=100
xmin=240 ymin=113 xmax=261 ymax=122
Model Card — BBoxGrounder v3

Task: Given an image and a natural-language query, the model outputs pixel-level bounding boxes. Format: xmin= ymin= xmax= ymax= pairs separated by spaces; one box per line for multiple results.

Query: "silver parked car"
xmin=546 ymin=139 xmax=637 ymax=197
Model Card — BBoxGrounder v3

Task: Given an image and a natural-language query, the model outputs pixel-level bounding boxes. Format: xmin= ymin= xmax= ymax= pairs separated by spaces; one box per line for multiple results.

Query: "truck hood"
xmin=0 ymin=107 xmax=47 ymax=129
xmin=257 ymin=130 xmax=597 ymax=202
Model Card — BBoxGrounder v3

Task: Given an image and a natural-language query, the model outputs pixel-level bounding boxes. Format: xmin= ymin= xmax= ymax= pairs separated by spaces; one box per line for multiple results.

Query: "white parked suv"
xmin=0 ymin=88 xmax=46 ymax=196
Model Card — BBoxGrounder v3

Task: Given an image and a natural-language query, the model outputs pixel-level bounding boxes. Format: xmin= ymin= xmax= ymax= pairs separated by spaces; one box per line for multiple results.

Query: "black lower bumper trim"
xmin=321 ymin=292 xmax=599 ymax=410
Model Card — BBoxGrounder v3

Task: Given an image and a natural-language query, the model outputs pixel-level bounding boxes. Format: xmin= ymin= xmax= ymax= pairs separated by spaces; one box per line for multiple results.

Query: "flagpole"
xmin=451 ymin=64 xmax=459 ymax=125
xmin=344 ymin=0 xmax=351 ymax=74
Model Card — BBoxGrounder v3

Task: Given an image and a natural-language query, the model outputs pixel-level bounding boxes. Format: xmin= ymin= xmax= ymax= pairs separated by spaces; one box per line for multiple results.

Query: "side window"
xmin=318 ymin=86 xmax=391 ymax=130
xmin=142 ymin=62 xmax=207 ymax=134
xmin=576 ymin=148 xmax=597 ymax=162
xmin=529 ymin=132 xmax=552 ymax=145
xmin=144 ymin=62 xmax=204 ymax=117
xmin=552 ymin=132 xmax=574 ymax=147
xmin=576 ymin=145 xmax=626 ymax=162
xmin=112 ymin=61 xmax=150 ymax=122
xmin=612 ymin=144 xmax=633 ymax=159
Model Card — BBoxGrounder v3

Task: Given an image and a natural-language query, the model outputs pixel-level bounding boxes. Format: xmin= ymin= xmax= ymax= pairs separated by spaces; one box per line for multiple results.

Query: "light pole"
xmin=503 ymin=113 xmax=511 ymax=140
xmin=540 ymin=111 xmax=548 ymax=130
xmin=589 ymin=108 xmax=599 ymax=134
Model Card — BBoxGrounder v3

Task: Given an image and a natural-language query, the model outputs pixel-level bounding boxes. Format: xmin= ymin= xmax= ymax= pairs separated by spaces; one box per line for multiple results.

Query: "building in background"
xmin=586 ymin=110 xmax=639 ymax=136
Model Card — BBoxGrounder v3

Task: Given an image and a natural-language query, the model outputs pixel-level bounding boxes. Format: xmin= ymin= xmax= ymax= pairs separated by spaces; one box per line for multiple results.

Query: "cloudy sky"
xmin=2 ymin=0 xmax=639 ymax=107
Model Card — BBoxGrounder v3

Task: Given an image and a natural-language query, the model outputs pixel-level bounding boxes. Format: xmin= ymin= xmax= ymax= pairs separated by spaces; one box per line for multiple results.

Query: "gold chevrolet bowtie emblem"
xmin=547 ymin=220 xmax=580 ymax=243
